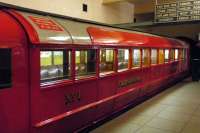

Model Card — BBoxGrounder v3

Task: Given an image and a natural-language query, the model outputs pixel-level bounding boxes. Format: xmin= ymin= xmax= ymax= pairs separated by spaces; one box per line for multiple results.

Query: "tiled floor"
xmin=91 ymin=78 xmax=200 ymax=133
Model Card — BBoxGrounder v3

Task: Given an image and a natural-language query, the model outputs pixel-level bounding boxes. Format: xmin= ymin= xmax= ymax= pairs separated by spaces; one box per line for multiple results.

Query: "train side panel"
xmin=0 ymin=11 xmax=29 ymax=133
xmin=95 ymin=76 xmax=117 ymax=120
xmin=30 ymin=48 xmax=98 ymax=132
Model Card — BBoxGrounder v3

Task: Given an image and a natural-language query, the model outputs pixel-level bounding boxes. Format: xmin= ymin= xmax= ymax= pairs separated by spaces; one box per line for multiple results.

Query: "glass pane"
xmin=165 ymin=49 xmax=169 ymax=63
xmin=40 ymin=51 xmax=52 ymax=66
xmin=54 ymin=51 xmax=63 ymax=65
xmin=183 ymin=49 xmax=186 ymax=60
xmin=76 ymin=50 xmax=96 ymax=78
xmin=180 ymin=49 xmax=183 ymax=59
xmin=105 ymin=49 xmax=114 ymax=62
xmin=100 ymin=49 xmax=114 ymax=74
xmin=118 ymin=49 xmax=129 ymax=70
xmin=142 ymin=49 xmax=150 ymax=67
xmin=175 ymin=49 xmax=178 ymax=60
xmin=132 ymin=49 xmax=141 ymax=68
xmin=180 ymin=49 xmax=185 ymax=59
xmin=0 ymin=49 xmax=12 ymax=89
xmin=158 ymin=49 xmax=164 ymax=64
xmin=151 ymin=49 xmax=157 ymax=65
xmin=40 ymin=50 xmax=71 ymax=83
xmin=170 ymin=49 xmax=175 ymax=61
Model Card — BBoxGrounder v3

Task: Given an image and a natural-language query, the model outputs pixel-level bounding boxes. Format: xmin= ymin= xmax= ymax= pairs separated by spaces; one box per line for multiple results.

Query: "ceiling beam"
xmin=103 ymin=0 xmax=177 ymax=14
xmin=103 ymin=0 xmax=134 ymax=5
xmin=134 ymin=1 xmax=154 ymax=14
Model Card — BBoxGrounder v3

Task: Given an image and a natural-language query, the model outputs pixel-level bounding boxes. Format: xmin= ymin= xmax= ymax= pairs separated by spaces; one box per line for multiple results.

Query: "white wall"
xmin=0 ymin=0 xmax=134 ymax=24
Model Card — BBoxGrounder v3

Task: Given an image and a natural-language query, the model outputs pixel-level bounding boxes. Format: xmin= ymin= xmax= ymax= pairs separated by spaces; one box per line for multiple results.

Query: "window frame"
xmin=151 ymin=48 xmax=158 ymax=65
xmin=40 ymin=49 xmax=72 ymax=84
xmin=174 ymin=48 xmax=179 ymax=61
xmin=142 ymin=48 xmax=150 ymax=67
xmin=170 ymin=48 xmax=175 ymax=62
xmin=180 ymin=48 xmax=186 ymax=60
xmin=158 ymin=49 xmax=165 ymax=64
xmin=75 ymin=49 xmax=97 ymax=79
xmin=182 ymin=48 xmax=187 ymax=60
xmin=99 ymin=48 xmax=116 ymax=76
xmin=117 ymin=48 xmax=129 ymax=72
xmin=132 ymin=48 xmax=142 ymax=69
xmin=164 ymin=49 xmax=170 ymax=63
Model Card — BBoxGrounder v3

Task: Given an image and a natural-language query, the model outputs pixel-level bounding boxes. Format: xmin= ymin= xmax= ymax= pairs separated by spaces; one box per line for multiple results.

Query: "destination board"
xmin=155 ymin=0 xmax=200 ymax=23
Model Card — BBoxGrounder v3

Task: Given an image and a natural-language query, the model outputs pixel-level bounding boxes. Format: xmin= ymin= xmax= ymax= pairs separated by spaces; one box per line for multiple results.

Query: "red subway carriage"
xmin=0 ymin=7 xmax=189 ymax=133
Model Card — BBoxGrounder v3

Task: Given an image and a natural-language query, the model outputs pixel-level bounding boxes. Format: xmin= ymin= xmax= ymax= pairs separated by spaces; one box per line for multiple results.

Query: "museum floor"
xmin=91 ymin=78 xmax=200 ymax=133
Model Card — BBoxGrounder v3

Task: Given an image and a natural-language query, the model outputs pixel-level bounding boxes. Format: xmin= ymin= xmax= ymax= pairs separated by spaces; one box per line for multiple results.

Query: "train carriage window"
xmin=151 ymin=49 xmax=157 ymax=65
xmin=158 ymin=49 xmax=164 ymax=64
xmin=165 ymin=49 xmax=169 ymax=63
xmin=170 ymin=49 xmax=175 ymax=61
xmin=75 ymin=50 xmax=96 ymax=78
xmin=180 ymin=49 xmax=183 ymax=59
xmin=40 ymin=50 xmax=71 ymax=83
xmin=175 ymin=49 xmax=179 ymax=60
xmin=183 ymin=49 xmax=186 ymax=60
xmin=132 ymin=49 xmax=141 ymax=68
xmin=180 ymin=49 xmax=185 ymax=60
xmin=185 ymin=49 xmax=187 ymax=60
xmin=0 ymin=49 xmax=12 ymax=89
xmin=118 ymin=49 xmax=129 ymax=71
xmin=142 ymin=49 xmax=150 ymax=67
xmin=100 ymin=49 xmax=115 ymax=74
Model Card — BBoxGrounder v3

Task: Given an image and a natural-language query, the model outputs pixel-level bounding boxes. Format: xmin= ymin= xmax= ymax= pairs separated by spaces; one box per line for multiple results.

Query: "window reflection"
xmin=132 ymin=49 xmax=141 ymax=68
xmin=75 ymin=50 xmax=96 ymax=78
xmin=40 ymin=50 xmax=71 ymax=83
xmin=165 ymin=49 xmax=169 ymax=63
xmin=158 ymin=49 xmax=164 ymax=64
xmin=183 ymin=49 xmax=186 ymax=60
xmin=170 ymin=49 xmax=175 ymax=61
xmin=142 ymin=49 xmax=150 ymax=67
xmin=118 ymin=49 xmax=129 ymax=70
xmin=100 ymin=49 xmax=115 ymax=74
xmin=151 ymin=49 xmax=157 ymax=65
xmin=175 ymin=49 xmax=179 ymax=60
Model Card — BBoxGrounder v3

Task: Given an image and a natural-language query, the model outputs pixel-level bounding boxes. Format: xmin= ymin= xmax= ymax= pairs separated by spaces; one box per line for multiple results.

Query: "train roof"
xmin=0 ymin=3 xmax=188 ymax=48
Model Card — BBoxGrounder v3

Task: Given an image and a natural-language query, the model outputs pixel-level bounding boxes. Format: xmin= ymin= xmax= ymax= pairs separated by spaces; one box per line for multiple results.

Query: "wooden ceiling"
xmin=103 ymin=0 xmax=177 ymax=14
xmin=103 ymin=0 xmax=148 ymax=5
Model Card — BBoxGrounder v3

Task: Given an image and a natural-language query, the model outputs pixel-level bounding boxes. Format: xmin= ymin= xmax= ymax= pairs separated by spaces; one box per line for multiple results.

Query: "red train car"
xmin=0 ymin=7 xmax=189 ymax=133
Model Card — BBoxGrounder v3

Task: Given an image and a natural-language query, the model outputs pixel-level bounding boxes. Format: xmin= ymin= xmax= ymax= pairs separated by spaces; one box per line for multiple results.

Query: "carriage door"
xmin=0 ymin=47 xmax=29 ymax=133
